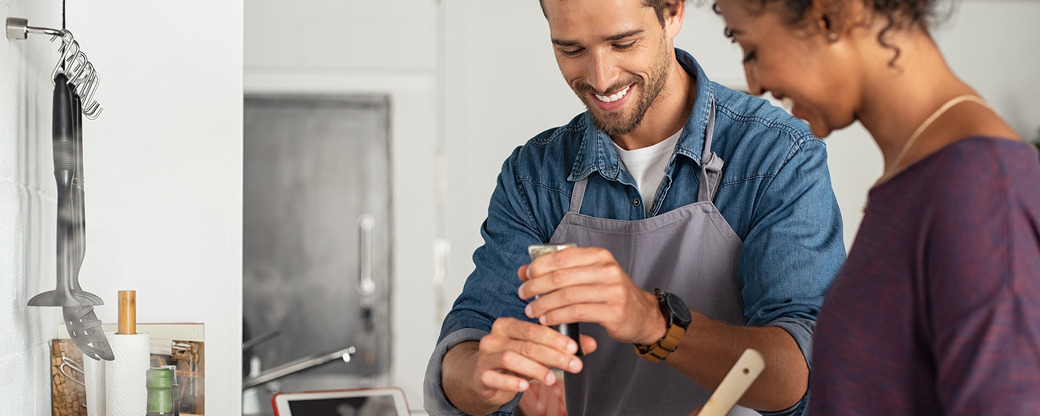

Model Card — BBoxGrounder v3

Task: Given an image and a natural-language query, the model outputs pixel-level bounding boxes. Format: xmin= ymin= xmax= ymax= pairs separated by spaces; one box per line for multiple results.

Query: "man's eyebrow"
xmin=605 ymin=29 xmax=644 ymax=41
xmin=552 ymin=38 xmax=579 ymax=47
xmin=551 ymin=29 xmax=646 ymax=47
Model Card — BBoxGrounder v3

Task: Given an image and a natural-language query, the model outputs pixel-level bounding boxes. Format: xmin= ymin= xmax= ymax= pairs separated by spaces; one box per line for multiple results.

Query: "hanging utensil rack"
xmin=6 ymin=17 xmax=104 ymax=119
xmin=9 ymin=16 xmax=115 ymax=361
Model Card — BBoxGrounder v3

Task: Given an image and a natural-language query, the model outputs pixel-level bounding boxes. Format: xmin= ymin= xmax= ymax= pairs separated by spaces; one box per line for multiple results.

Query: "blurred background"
xmin=2 ymin=1 xmax=1038 ymax=414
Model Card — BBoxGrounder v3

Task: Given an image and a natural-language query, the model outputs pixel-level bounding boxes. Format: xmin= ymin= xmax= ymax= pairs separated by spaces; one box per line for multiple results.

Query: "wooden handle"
xmin=118 ymin=290 xmax=136 ymax=335
xmin=698 ymin=349 xmax=766 ymax=416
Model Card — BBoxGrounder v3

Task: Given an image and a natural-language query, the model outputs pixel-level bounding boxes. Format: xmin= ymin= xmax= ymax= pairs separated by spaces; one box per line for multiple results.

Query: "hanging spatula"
xmin=62 ymin=87 xmax=113 ymax=361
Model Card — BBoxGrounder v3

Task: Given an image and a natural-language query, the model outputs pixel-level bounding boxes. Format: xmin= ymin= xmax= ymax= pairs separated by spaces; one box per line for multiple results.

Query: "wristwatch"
xmin=634 ymin=289 xmax=692 ymax=363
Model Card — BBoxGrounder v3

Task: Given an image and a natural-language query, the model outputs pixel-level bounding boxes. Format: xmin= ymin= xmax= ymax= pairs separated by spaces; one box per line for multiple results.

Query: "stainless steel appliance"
xmin=242 ymin=95 xmax=392 ymax=415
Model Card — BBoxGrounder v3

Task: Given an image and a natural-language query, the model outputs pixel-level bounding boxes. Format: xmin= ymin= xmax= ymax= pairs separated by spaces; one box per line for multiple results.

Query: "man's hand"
xmin=518 ymin=246 xmax=666 ymax=345
xmin=442 ymin=318 xmax=596 ymax=415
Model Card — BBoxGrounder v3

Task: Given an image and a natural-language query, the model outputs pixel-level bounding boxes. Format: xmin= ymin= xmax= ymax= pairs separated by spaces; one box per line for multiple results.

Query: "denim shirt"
xmin=424 ymin=49 xmax=846 ymax=416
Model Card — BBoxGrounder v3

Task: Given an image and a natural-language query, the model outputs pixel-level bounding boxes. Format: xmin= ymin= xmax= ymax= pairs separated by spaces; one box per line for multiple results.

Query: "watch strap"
xmin=634 ymin=320 xmax=686 ymax=362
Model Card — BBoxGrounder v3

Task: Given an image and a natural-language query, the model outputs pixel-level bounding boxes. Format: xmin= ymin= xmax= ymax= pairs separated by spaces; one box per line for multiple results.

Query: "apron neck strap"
xmin=698 ymin=101 xmax=724 ymax=203
xmin=569 ymin=175 xmax=589 ymax=213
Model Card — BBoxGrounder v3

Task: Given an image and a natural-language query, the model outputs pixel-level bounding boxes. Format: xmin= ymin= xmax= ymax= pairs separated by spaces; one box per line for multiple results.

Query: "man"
xmin=424 ymin=0 xmax=845 ymax=415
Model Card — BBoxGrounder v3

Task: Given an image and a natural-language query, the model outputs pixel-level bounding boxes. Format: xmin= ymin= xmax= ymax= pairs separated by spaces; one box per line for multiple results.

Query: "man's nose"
xmin=586 ymin=50 xmax=620 ymax=93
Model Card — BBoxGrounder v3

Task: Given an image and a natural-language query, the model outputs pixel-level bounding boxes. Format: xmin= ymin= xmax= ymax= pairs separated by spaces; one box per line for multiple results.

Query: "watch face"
xmin=666 ymin=292 xmax=692 ymax=324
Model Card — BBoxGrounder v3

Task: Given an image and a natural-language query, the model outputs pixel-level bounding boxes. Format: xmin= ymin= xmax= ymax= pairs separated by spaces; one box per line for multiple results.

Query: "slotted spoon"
xmin=63 ymin=88 xmax=113 ymax=361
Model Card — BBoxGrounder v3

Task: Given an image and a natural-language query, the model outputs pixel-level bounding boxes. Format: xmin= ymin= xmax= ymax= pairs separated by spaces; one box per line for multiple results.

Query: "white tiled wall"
xmin=2 ymin=0 xmax=65 ymax=411
xmin=2 ymin=1 xmax=243 ymax=414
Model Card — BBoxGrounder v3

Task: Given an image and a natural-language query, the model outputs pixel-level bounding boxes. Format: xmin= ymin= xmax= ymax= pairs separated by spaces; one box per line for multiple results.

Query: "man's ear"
xmin=664 ymin=0 xmax=686 ymax=38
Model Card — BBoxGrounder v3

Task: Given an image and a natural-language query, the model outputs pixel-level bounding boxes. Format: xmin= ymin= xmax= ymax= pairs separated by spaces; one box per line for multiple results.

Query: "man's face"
xmin=543 ymin=0 xmax=676 ymax=137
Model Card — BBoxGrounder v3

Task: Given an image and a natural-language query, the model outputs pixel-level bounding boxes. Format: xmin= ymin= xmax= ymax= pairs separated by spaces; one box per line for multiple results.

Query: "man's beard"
xmin=574 ymin=49 xmax=670 ymax=137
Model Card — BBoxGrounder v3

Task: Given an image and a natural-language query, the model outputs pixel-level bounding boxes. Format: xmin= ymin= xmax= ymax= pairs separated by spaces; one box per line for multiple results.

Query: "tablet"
xmin=272 ymin=387 xmax=410 ymax=416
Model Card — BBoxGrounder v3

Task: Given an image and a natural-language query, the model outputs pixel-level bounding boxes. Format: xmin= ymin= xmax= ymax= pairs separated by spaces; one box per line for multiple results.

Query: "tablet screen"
xmin=272 ymin=387 xmax=409 ymax=416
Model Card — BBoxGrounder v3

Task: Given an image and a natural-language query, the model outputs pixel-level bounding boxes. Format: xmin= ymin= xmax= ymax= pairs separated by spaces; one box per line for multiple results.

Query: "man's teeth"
xmin=595 ymin=86 xmax=630 ymax=103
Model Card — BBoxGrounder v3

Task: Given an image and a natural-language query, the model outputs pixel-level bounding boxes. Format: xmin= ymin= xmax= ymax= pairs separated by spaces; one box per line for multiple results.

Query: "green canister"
xmin=145 ymin=367 xmax=175 ymax=415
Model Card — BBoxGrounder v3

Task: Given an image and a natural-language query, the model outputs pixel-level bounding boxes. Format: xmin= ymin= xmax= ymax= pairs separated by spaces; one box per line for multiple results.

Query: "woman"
xmin=712 ymin=0 xmax=1040 ymax=415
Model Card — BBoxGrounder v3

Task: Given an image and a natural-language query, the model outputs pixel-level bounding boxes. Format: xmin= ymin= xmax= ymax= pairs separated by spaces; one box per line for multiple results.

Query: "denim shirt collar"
xmin=568 ymin=48 xmax=715 ymax=182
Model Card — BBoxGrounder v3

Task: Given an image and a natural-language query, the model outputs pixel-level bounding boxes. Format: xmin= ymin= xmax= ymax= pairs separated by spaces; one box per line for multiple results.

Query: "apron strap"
xmin=569 ymin=175 xmax=589 ymax=214
xmin=569 ymin=101 xmax=725 ymax=213
xmin=698 ymin=102 xmax=725 ymax=203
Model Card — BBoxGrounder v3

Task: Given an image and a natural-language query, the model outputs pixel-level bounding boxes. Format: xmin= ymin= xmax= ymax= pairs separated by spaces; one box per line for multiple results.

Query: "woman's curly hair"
xmin=714 ymin=0 xmax=946 ymax=65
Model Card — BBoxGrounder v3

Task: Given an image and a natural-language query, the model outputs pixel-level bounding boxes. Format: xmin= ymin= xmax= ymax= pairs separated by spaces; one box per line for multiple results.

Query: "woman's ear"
xmin=823 ymin=14 xmax=839 ymax=41
xmin=811 ymin=0 xmax=845 ymax=41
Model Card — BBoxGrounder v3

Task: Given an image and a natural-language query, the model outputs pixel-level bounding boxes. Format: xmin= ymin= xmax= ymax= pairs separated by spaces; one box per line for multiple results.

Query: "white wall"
xmin=1 ymin=1 xmax=243 ymax=414
xmin=937 ymin=1 xmax=1040 ymax=138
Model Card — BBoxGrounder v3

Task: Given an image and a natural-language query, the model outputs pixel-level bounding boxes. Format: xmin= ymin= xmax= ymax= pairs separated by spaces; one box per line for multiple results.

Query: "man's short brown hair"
xmin=538 ymin=0 xmax=686 ymax=27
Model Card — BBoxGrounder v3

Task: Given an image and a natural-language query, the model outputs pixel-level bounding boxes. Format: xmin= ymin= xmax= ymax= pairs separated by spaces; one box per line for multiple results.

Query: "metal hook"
xmin=9 ymin=18 xmax=104 ymax=119
xmin=51 ymin=31 xmax=89 ymax=87
xmin=55 ymin=31 xmax=104 ymax=119
xmin=83 ymin=105 xmax=103 ymax=120
xmin=50 ymin=31 xmax=79 ymax=82
xmin=65 ymin=50 xmax=90 ymax=85
xmin=83 ymin=90 xmax=104 ymax=120
xmin=71 ymin=61 xmax=96 ymax=95
xmin=59 ymin=356 xmax=85 ymax=386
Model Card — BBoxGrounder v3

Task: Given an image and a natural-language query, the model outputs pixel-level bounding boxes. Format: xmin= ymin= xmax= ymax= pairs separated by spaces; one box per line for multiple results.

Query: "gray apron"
xmin=549 ymin=105 xmax=752 ymax=416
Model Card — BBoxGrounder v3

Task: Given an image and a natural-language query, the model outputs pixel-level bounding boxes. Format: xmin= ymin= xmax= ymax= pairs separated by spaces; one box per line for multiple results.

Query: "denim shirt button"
xmin=633 ymin=198 xmax=641 ymax=207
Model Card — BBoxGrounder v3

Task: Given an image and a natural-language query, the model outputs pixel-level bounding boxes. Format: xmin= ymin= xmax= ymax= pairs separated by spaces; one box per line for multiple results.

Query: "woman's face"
xmin=714 ymin=0 xmax=860 ymax=138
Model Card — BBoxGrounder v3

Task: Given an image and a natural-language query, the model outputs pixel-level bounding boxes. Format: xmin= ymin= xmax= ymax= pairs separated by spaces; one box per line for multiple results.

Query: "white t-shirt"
xmin=612 ymin=129 xmax=681 ymax=215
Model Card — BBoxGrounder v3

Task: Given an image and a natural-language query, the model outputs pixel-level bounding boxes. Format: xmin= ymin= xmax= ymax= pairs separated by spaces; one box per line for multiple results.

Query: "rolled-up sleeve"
xmin=423 ymin=328 xmax=523 ymax=416
xmin=739 ymin=137 xmax=845 ymax=416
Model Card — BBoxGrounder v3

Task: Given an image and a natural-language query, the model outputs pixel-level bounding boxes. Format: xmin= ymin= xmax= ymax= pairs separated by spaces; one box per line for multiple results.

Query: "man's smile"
xmin=594 ymin=85 xmax=632 ymax=103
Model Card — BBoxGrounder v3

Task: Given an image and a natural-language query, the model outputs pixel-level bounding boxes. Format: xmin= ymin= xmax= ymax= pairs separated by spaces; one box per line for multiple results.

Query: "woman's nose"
xmin=743 ymin=62 xmax=764 ymax=96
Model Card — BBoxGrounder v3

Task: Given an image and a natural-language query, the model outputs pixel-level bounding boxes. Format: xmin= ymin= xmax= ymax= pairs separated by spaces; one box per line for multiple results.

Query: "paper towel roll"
xmin=84 ymin=342 xmax=108 ymax=416
xmin=106 ymin=332 xmax=150 ymax=416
